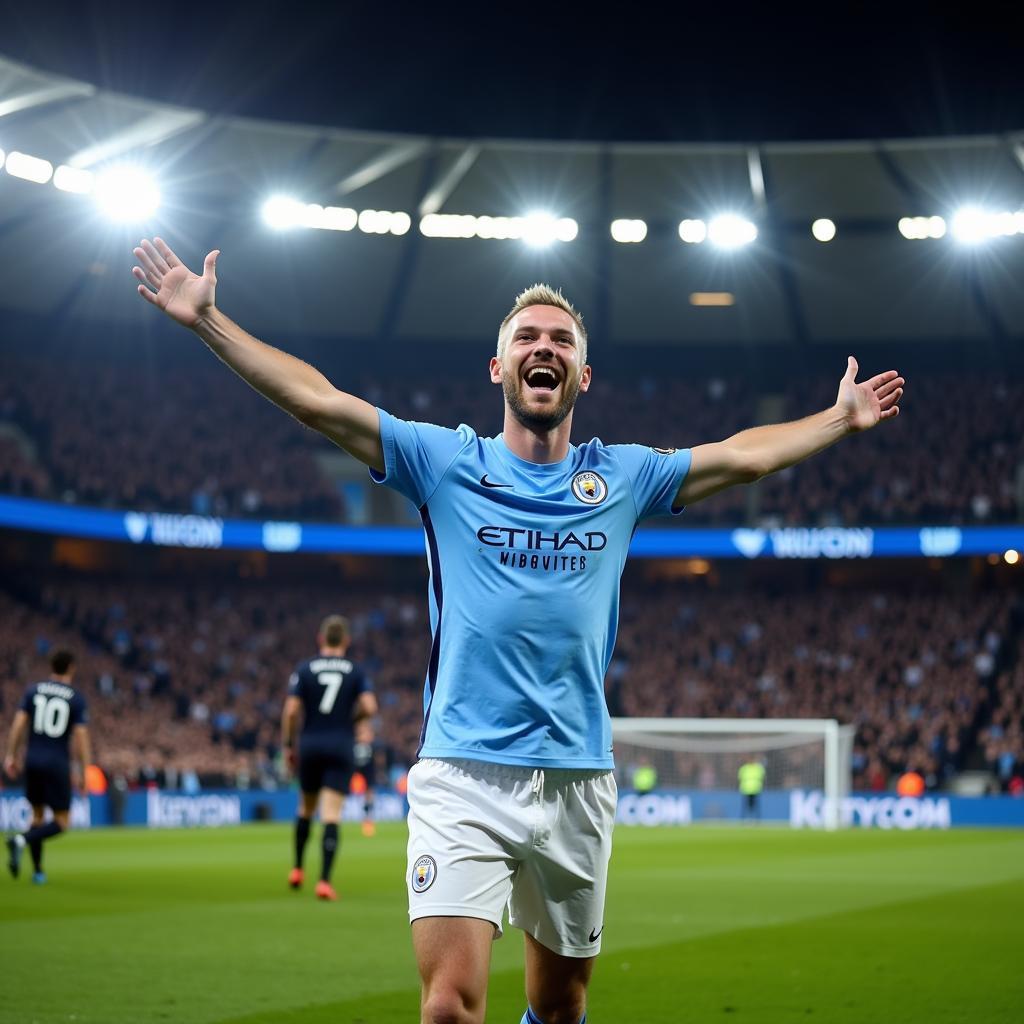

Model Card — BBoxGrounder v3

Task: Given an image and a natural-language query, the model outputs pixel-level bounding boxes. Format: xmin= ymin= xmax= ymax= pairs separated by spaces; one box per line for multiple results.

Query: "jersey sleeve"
xmin=611 ymin=445 xmax=693 ymax=520
xmin=287 ymin=666 xmax=303 ymax=697
xmin=19 ymin=685 xmax=34 ymax=713
xmin=369 ymin=408 xmax=475 ymax=507
xmin=73 ymin=692 xmax=88 ymax=726
xmin=354 ymin=668 xmax=373 ymax=695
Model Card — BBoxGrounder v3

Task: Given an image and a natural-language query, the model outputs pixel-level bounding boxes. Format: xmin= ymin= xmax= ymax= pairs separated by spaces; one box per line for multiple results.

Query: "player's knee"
xmin=421 ymin=984 xmax=484 ymax=1024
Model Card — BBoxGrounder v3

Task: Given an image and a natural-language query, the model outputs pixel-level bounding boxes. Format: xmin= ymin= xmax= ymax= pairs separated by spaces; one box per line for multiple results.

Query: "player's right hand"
xmin=3 ymin=756 xmax=18 ymax=779
xmin=132 ymin=237 xmax=219 ymax=329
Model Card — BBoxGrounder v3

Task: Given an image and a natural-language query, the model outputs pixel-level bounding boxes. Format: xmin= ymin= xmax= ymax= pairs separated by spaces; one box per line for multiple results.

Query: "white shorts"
xmin=406 ymin=757 xmax=617 ymax=958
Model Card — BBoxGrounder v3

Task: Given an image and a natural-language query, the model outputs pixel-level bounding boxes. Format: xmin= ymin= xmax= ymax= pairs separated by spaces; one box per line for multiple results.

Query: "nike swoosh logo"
xmin=480 ymin=475 xmax=513 ymax=489
xmin=589 ymin=926 xmax=604 ymax=942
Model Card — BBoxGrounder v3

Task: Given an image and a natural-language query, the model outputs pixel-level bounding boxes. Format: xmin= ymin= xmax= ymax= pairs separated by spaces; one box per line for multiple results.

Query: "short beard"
xmin=503 ymin=373 xmax=581 ymax=432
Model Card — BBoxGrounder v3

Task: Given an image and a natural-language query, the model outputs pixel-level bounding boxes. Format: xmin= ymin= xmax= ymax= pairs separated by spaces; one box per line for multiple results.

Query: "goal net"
xmin=611 ymin=717 xmax=856 ymax=830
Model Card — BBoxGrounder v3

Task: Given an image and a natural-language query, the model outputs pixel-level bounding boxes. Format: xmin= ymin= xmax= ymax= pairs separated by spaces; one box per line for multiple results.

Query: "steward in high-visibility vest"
xmin=738 ymin=760 xmax=766 ymax=819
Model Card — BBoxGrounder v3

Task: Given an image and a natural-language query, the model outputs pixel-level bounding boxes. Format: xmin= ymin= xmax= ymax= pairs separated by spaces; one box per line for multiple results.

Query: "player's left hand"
xmin=836 ymin=356 xmax=904 ymax=432
xmin=3 ymin=756 xmax=18 ymax=779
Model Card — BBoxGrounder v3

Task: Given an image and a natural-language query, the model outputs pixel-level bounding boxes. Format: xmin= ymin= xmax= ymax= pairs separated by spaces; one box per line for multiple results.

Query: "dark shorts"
xmin=299 ymin=750 xmax=354 ymax=795
xmin=25 ymin=761 xmax=72 ymax=812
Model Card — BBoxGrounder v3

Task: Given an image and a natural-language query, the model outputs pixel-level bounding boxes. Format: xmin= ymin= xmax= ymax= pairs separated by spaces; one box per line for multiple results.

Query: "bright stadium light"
xmin=951 ymin=206 xmax=1022 ymax=243
xmin=951 ymin=207 xmax=990 ymax=244
xmin=811 ymin=218 xmax=836 ymax=242
xmin=389 ymin=211 xmax=412 ymax=236
xmin=898 ymin=215 xmax=946 ymax=240
xmin=94 ymin=166 xmax=160 ymax=221
xmin=319 ymin=205 xmax=358 ymax=231
xmin=262 ymin=195 xmax=303 ymax=229
xmin=4 ymin=150 xmax=54 ymax=184
xmin=611 ymin=219 xmax=647 ymax=243
xmin=53 ymin=165 xmax=94 ymax=194
xmin=678 ymin=219 xmax=707 ymax=244
xmin=1005 ymin=549 xmax=1020 ymax=566
xmin=522 ymin=211 xmax=559 ymax=247
xmin=707 ymin=214 xmax=757 ymax=249
xmin=554 ymin=217 xmax=578 ymax=242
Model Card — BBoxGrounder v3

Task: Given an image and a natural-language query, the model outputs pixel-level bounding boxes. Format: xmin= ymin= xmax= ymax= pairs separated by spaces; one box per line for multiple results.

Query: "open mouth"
xmin=523 ymin=366 xmax=560 ymax=392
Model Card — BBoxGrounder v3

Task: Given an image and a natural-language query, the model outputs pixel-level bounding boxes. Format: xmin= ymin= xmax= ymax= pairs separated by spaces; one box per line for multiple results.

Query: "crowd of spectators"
xmin=1 ymin=573 xmax=1019 ymax=795
xmin=2 ymin=351 xmax=1023 ymax=526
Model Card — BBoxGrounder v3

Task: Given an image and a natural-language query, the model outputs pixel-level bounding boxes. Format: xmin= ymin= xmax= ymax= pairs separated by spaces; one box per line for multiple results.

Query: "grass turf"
xmin=1 ymin=823 xmax=1022 ymax=1023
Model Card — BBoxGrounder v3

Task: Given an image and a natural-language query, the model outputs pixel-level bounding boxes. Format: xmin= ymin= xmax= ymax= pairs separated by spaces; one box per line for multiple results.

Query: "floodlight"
xmin=951 ymin=207 xmax=990 ymax=244
xmin=1005 ymin=549 xmax=1020 ymax=566
xmin=4 ymin=150 xmax=53 ymax=184
xmin=389 ymin=211 xmax=412 ymax=236
xmin=555 ymin=218 xmax=578 ymax=242
xmin=678 ymin=219 xmax=707 ymax=244
xmin=319 ymin=206 xmax=358 ymax=231
xmin=707 ymin=214 xmax=757 ymax=249
xmin=521 ymin=211 xmax=558 ymax=248
xmin=94 ymin=166 xmax=160 ymax=221
xmin=611 ymin=219 xmax=647 ymax=243
xmin=811 ymin=218 xmax=836 ymax=242
xmin=262 ymin=195 xmax=303 ymax=230
xmin=54 ymin=165 xmax=94 ymax=194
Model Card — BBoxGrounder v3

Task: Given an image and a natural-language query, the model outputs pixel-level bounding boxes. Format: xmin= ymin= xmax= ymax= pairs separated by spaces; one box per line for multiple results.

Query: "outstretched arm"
xmin=132 ymin=238 xmax=384 ymax=471
xmin=676 ymin=357 xmax=904 ymax=506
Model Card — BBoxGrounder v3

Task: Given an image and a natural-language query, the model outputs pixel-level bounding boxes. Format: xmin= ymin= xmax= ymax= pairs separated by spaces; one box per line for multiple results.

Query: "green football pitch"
xmin=2 ymin=823 xmax=1022 ymax=1023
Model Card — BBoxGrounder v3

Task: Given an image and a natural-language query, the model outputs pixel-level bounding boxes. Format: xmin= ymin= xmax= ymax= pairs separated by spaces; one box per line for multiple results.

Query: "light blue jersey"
xmin=371 ymin=409 xmax=692 ymax=769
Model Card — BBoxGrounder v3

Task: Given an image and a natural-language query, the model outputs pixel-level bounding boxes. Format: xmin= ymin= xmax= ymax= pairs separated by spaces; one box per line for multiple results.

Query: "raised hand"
xmin=835 ymin=356 xmax=904 ymax=433
xmin=132 ymin=237 xmax=219 ymax=328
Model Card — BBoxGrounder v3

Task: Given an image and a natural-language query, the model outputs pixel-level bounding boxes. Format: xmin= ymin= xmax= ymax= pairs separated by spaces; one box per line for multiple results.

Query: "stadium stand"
xmin=3 ymin=350 xmax=1023 ymax=525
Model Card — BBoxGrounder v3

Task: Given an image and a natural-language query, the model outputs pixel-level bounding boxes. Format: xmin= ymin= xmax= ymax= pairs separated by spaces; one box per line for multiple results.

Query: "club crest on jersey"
xmin=411 ymin=854 xmax=437 ymax=893
xmin=652 ymin=446 xmax=677 ymax=455
xmin=571 ymin=471 xmax=608 ymax=506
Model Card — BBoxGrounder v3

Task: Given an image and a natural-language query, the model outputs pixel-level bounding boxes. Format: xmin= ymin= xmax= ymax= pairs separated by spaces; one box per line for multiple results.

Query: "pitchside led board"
xmin=2 ymin=495 xmax=1021 ymax=560
xmin=2 ymin=789 xmax=1023 ymax=831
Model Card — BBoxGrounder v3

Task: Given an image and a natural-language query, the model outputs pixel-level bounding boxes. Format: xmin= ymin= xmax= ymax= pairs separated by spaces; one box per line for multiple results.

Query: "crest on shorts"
xmin=571 ymin=471 xmax=608 ymax=506
xmin=411 ymin=854 xmax=437 ymax=893
xmin=652 ymin=447 xmax=677 ymax=455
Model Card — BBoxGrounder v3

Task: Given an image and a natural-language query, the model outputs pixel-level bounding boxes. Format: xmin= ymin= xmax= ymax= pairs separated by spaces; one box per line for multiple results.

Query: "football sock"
xmin=321 ymin=823 xmax=339 ymax=882
xmin=22 ymin=821 xmax=62 ymax=873
xmin=294 ymin=816 xmax=311 ymax=868
xmin=364 ymin=797 xmax=374 ymax=819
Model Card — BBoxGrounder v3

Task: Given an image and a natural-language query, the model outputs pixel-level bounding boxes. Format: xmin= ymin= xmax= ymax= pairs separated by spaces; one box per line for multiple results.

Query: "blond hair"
xmin=497 ymin=284 xmax=588 ymax=364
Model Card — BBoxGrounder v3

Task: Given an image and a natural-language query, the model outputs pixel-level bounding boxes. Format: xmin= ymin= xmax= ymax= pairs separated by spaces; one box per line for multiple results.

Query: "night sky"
xmin=1 ymin=2 xmax=1022 ymax=143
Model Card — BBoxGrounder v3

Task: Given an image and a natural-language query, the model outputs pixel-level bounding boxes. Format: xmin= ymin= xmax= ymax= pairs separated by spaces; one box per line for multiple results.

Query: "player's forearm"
xmin=193 ymin=307 xmax=336 ymax=425
xmin=5 ymin=719 xmax=26 ymax=760
xmin=74 ymin=729 xmax=91 ymax=781
xmin=726 ymin=405 xmax=850 ymax=479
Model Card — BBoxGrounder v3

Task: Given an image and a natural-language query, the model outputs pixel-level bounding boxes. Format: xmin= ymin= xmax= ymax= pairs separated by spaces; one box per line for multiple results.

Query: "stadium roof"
xmin=0 ymin=52 xmax=1022 ymax=347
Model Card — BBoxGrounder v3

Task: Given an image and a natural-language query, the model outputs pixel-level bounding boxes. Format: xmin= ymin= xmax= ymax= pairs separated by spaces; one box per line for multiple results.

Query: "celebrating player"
xmin=133 ymin=237 xmax=903 ymax=1024
xmin=4 ymin=649 xmax=91 ymax=885
xmin=281 ymin=614 xmax=377 ymax=901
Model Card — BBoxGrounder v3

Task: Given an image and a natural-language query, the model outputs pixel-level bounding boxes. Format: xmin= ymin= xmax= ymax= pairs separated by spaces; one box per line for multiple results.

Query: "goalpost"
xmin=611 ymin=718 xmax=856 ymax=830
